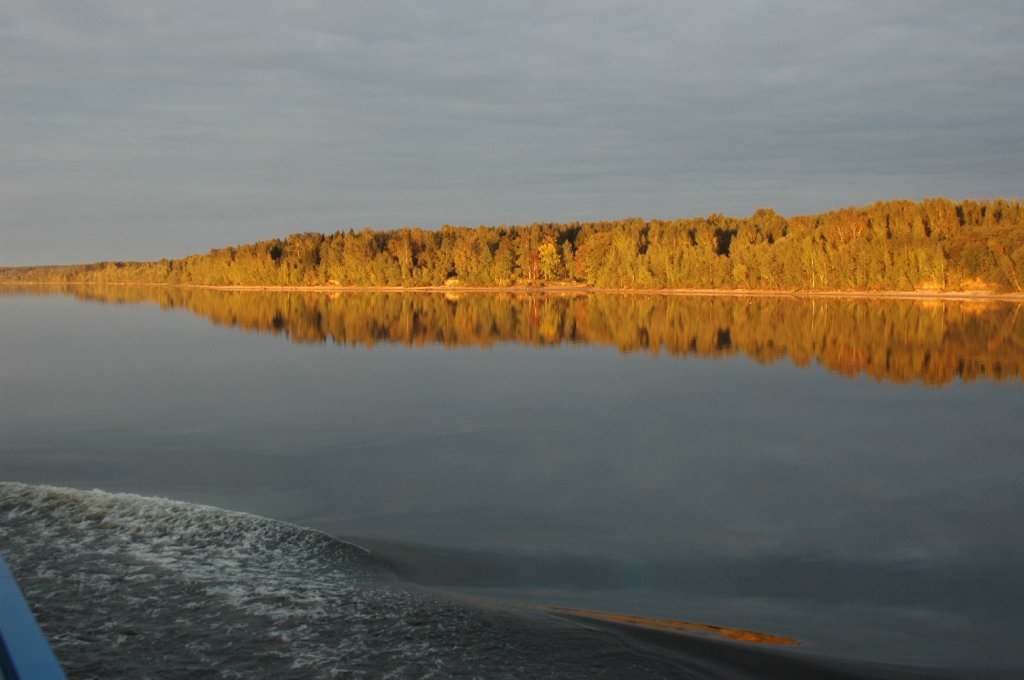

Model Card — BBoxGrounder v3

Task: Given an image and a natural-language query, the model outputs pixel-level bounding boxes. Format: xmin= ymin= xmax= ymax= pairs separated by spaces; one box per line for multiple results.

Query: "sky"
xmin=2 ymin=1 xmax=1022 ymax=266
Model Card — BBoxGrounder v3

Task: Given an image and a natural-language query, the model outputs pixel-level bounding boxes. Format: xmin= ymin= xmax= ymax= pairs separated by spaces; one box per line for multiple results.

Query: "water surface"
xmin=1 ymin=286 xmax=1022 ymax=676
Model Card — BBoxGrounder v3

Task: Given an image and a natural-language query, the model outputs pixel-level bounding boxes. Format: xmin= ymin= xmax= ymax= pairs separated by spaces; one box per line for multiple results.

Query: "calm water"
xmin=2 ymin=286 xmax=1023 ymax=677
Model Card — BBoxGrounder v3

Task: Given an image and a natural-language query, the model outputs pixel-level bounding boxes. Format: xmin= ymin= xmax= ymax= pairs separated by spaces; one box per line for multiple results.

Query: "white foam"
xmin=1 ymin=481 xmax=682 ymax=678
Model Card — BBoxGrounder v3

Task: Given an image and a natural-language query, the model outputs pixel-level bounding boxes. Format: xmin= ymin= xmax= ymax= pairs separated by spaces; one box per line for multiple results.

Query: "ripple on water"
xmin=0 ymin=482 xmax=692 ymax=679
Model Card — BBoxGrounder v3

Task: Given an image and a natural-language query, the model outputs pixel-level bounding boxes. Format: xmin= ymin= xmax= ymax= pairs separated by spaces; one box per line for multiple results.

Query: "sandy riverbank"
xmin=5 ymin=279 xmax=1024 ymax=302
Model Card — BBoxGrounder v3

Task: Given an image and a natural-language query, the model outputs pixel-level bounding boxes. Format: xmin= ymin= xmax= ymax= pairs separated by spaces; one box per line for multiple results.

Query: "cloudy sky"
xmin=2 ymin=1 xmax=1022 ymax=265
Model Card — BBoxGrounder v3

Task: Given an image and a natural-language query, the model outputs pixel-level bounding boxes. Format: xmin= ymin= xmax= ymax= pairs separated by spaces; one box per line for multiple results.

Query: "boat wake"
xmin=0 ymin=482 xmax=689 ymax=678
xmin=0 ymin=482 xmax=995 ymax=679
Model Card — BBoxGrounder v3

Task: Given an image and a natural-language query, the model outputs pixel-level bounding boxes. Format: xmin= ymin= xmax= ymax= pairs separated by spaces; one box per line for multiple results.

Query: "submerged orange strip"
xmin=527 ymin=604 xmax=800 ymax=646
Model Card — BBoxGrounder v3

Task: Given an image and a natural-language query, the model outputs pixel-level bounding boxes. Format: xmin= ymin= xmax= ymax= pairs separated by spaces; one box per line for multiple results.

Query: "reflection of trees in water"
xmin=10 ymin=284 xmax=1024 ymax=386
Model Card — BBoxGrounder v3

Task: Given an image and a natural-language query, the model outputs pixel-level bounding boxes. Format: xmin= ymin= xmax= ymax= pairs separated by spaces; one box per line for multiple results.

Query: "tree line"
xmin=2 ymin=197 xmax=1023 ymax=292
xmin=9 ymin=284 xmax=1022 ymax=385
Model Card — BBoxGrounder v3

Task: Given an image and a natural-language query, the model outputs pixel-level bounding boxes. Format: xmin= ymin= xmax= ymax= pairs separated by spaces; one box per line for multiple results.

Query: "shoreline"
xmin=4 ymin=280 xmax=1024 ymax=303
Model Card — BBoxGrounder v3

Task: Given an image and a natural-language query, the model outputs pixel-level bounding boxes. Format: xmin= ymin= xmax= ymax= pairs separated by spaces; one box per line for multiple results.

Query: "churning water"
xmin=1 ymin=482 xmax=699 ymax=679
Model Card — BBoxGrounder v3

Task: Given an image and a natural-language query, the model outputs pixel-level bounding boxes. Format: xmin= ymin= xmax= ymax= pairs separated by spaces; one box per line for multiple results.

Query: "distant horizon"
xmin=6 ymin=196 xmax=1022 ymax=298
xmin=4 ymin=194 xmax=1020 ymax=268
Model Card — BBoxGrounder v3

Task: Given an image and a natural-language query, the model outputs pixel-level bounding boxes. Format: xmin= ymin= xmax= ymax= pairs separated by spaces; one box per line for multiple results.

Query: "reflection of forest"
xmin=8 ymin=284 xmax=1024 ymax=385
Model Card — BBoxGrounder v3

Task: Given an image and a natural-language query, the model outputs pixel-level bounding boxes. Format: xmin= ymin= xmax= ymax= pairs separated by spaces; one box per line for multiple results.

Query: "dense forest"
xmin=8 ymin=284 xmax=1022 ymax=386
xmin=2 ymin=198 xmax=1024 ymax=292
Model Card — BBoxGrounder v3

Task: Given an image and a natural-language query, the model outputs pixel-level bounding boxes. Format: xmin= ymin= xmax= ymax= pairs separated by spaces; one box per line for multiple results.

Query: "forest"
xmin=7 ymin=284 xmax=1022 ymax=386
xmin=2 ymin=198 xmax=1023 ymax=292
